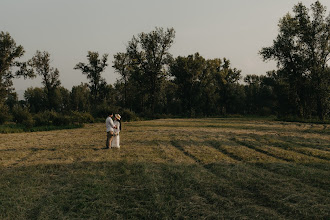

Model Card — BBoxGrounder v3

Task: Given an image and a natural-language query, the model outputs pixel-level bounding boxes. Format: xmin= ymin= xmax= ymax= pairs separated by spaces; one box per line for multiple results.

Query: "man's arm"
xmin=109 ymin=119 xmax=116 ymax=129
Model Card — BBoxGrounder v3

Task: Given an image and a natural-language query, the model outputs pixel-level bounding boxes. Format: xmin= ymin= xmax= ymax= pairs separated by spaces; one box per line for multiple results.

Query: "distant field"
xmin=0 ymin=118 xmax=329 ymax=219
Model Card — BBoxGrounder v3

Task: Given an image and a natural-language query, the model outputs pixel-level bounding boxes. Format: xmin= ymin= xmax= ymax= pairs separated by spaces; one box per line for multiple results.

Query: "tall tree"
xmin=260 ymin=1 xmax=330 ymax=120
xmin=29 ymin=51 xmax=61 ymax=110
xmin=170 ymin=53 xmax=206 ymax=116
xmin=244 ymin=74 xmax=276 ymax=115
xmin=70 ymin=83 xmax=91 ymax=112
xmin=113 ymin=52 xmax=131 ymax=108
xmin=170 ymin=54 xmax=242 ymax=116
xmin=201 ymin=58 xmax=222 ymax=115
xmin=126 ymin=27 xmax=175 ymax=113
xmin=24 ymin=87 xmax=47 ymax=113
xmin=214 ymin=58 xmax=241 ymax=115
xmin=74 ymin=51 xmax=108 ymax=105
xmin=57 ymin=86 xmax=70 ymax=113
xmin=0 ymin=31 xmax=34 ymax=104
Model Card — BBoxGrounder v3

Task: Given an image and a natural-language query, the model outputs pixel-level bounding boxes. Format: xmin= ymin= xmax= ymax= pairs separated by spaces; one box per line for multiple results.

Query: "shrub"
xmin=52 ymin=114 xmax=72 ymax=126
xmin=71 ymin=111 xmax=94 ymax=124
xmin=260 ymin=107 xmax=272 ymax=116
xmin=0 ymin=104 xmax=10 ymax=125
xmin=12 ymin=105 xmax=33 ymax=125
xmin=120 ymin=108 xmax=138 ymax=122
xmin=34 ymin=111 xmax=93 ymax=127
xmin=92 ymin=103 xmax=119 ymax=119
xmin=22 ymin=117 xmax=35 ymax=129
xmin=34 ymin=112 xmax=50 ymax=126
xmin=33 ymin=110 xmax=58 ymax=126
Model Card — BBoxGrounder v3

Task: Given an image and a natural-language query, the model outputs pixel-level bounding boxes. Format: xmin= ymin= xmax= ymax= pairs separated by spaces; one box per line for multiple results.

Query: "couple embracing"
xmin=105 ymin=113 xmax=121 ymax=149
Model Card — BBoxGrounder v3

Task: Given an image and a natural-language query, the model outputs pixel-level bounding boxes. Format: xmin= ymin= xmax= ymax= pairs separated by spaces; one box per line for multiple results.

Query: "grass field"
xmin=0 ymin=118 xmax=329 ymax=219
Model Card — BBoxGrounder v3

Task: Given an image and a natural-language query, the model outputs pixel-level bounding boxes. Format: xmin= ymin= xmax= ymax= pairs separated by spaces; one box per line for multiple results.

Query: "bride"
xmin=111 ymin=114 xmax=121 ymax=148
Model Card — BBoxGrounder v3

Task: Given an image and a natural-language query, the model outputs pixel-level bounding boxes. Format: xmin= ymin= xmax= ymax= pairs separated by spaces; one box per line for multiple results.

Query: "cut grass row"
xmin=2 ymin=161 xmax=329 ymax=219
xmin=0 ymin=118 xmax=329 ymax=219
xmin=1 ymin=162 xmax=328 ymax=219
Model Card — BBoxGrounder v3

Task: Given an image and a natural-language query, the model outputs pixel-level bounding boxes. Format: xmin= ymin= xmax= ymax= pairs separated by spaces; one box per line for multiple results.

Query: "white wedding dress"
xmin=111 ymin=120 xmax=120 ymax=148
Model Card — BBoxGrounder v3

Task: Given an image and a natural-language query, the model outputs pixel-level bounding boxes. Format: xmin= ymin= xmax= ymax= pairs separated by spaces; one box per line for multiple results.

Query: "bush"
xmin=34 ymin=112 xmax=49 ymax=126
xmin=71 ymin=111 xmax=94 ymax=124
xmin=0 ymin=104 xmax=10 ymax=125
xmin=33 ymin=110 xmax=58 ymax=126
xmin=34 ymin=111 xmax=94 ymax=127
xmin=92 ymin=103 xmax=119 ymax=119
xmin=120 ymin=108 xmax=139 ymax=122
xmin=260 ymin=107 xmax=272 ymax=116
xmin=52 ymin=114 xmax=72 ymax=126
xmin=22 ymin=118 xmax=35 ymax=129
xmin=12 ymin=105 xmax=34 ymax=125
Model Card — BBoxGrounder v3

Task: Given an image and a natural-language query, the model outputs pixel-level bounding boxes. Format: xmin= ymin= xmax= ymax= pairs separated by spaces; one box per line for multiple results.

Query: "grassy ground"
xmin=0 ymin=118 xmax=329 ymax=219
xmin=0 ymin=123 xmax=83 ymax=133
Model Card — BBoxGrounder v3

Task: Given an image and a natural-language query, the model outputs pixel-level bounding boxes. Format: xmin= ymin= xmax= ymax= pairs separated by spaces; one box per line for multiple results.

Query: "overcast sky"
xmin=1 ymin=0 xmax=328 ymax=94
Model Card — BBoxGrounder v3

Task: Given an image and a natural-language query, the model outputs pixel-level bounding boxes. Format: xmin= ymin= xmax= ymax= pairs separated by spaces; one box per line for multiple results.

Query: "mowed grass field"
xmin=0 ymin=118 xmax=329 ymax=219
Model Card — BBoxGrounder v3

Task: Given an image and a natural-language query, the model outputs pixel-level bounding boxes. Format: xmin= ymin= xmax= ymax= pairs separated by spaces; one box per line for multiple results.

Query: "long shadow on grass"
xmin=129 ymin=120 xmax=330 ymax=136
xmin=169 ymin=139 xmax=328 ymax=219
xmin=205 ymin=140 xmax=330 ymax=218
xmin=1 ymin=160 xmax=329 ymax=219
xmin=208 ymin=139 xmax=330 ymax=190
xmin=170 ymin=140 xmax=202 ymax=163
xmin=230 ymin=138 xmax=292 ymax=162
xmin=281 ymin=137 xmax=330 ymax=152
xmin=0 ymin=161 xmax=304 ymax=220
xmin=259 ymin=137 xmax=330 ymax=161
xmin=230 ymin=135 xmax=330 ymax=172
xmin=239 ymin=133 xmax=330 ymax=160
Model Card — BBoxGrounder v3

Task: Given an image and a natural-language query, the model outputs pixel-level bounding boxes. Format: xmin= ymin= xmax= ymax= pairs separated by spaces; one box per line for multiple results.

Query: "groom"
xmin=105 ymin=113 xmax=116 ymax=149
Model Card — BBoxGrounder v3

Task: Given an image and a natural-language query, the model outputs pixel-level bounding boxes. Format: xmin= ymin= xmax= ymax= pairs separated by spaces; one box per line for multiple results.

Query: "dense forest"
xmin=0 ymin=1 xmax=329 ymax=128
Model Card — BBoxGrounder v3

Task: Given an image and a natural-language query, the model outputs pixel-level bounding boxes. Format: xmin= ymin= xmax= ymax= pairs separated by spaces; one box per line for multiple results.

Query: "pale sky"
xmin=1 ymin=0 xmax=328 ymax=95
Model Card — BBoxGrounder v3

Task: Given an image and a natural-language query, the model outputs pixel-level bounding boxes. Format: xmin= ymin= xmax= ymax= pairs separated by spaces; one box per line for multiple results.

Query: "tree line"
xmin=0 ymin=1 xmax=329 ymax=127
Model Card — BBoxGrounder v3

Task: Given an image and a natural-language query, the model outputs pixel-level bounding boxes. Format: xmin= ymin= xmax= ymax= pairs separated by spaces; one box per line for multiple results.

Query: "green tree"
xmin=0 ymin=31 xmax=34 ymax=104
xmin=57 ymin=86 xmax=70 ymax=113
xmin=263 ymin=70 xmax=297 ymax=117
xmin=126 ymin=27 xmax=175 ymax=114
xmin=260 ymin=1 xmax=330 ymax=120
xmin=29 ymin=51 xmax=61 ymax=110
xmin=201 ymin=58 xmax=222 ymax=115
xmin=244 ymin=74 xmax=276 ymax=115
xmin=163 ymin=79 xmax=180 ymax=115
xmin=70 ymin=83 xmax=91 ymax=112
xmin=170 ymin=54 xmax=242 ymax=116
xmin=5 ymin=91 xmax=19 ymax=111
xmin=170 ymin=53 xmax=206 ymax=116
xmin=24 ymin=87 xmax=47 ymax=113
xmin=113 ymin=52 xmax=131 ymax=108
xmin=74 ymin=51 xmax=109 ymax=105
xmin=214 ymin=58 xmax=241 ymax=115
xmin=99 ymin=80 xmax=115 ymax=106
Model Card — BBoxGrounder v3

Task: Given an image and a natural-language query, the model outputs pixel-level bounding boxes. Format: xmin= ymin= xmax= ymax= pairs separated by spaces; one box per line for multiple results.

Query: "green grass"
xmin=0 ymin=118 xmax=329 ymax=219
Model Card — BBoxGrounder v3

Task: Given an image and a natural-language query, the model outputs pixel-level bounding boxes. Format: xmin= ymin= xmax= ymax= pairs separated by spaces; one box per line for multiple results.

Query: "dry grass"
xmin=0 ymin=118 xmax=329 ymax=219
